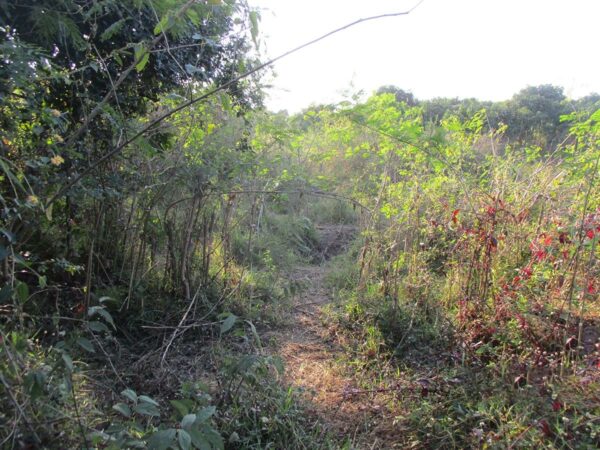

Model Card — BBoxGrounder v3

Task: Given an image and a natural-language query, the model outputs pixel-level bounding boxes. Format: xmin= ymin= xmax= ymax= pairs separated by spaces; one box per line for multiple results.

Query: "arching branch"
xmin=47 ymin=1 xmax=425 ymax=206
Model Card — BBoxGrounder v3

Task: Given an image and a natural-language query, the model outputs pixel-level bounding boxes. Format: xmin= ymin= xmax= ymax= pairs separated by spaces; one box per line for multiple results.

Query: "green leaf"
xmin=0 ymin=245 xmax=8 ymax=262
xmin=88 ymin=430 xmax=111 ymax=446
xmin=249 ymin=10 xmax=259 ymax=47
xmin=188 ymin=429 xmax=211 ymax=450
xmin=236 ymin=354 xmax=259 ymax=373
xmin=271 ymin=355 xmax=284 ymax=376
xmin=113 ymin=402 xmax=132 ymax=417
xmin=15 ymin=282 xmax=29 ymax=303
xmin=177 ymin=429 xmax=192 ymax=450
xmin=219 ymin=93 xmax=232 ymax=112
xmin=134 ymin=402 xmax=160 ymax=417
xmin=76 ymin=337 xmax=95 ymax=353
xmin=24 ymin=370 xmax=46 ymax=400
xmin=88 ymin=306 xmax=116 ymax=329
xmin=138 ymin=395 xmax=160 ymax=407
xmin=147 ymin=429 xmax=176 ymax=450
xmin=135 ymin=45 xmax=150 ymax=72
xmin=121 ymin=388 xmax=138 ymax=403
xmin=170 ymin=399 xmax=192 ymax=417
xmin=220 ymin=314 xmax=237 ymax=335
xmin=124 ymin=439 xmax=147 ymax=448
xmin=62 ymin=353 xmax=74 ymax=372
xmin=99 ymin=296 xmax=118 ymax=307
xmin=87 ymin=321 xmax=109 ymax=333
xmin=181 ymin=413 xmax=196 ymax=430
xmin=154 ymin=15 xmax=174 ymax=35
xmin=100 ymin=19 xmax=125 ymax=42
xmin=0 ymin=160 xmax=26 ymax=197
xmin=203 ymin=429 xmax=224 ymax=450
xmin=196 ymin=406 xmax=216 ymax=423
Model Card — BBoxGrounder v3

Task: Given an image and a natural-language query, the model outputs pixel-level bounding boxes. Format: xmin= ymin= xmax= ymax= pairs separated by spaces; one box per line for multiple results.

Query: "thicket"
xmin=1 ymin=1 xmax=599 ymax=449
xmin=299 ymin=93 xmax=600 ymax=448
xmin=0 ymin=1 xmax=331 ymax=448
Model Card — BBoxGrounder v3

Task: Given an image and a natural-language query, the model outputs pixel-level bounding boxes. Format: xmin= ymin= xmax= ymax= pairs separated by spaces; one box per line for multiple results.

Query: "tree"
xmin=0 ymin=0 xmax=260 ymax=263
xmin=492 ymin=84 xmax=568 ymax=146
xmin=376 ymin=85 xmax=417 ymax=106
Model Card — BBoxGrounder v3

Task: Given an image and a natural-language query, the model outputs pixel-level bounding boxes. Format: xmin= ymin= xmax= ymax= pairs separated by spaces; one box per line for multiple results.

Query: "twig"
xmin=507 ymin=424 xmax=533 ymax=449
xmin=228 ymin=189 xmax=371 ymax=212
xmin=69 ymin=375 xmax=90 ymax=450
xmin=565 ymin=151 xmax=600 ymax=316
xmin=160 ymin=284 xmax=202 ymax=367
xmin=141 ymin=320 xmax=218 ymax=330
xmin=341 ymin=385 xmax=405 ymax=398
xmin=88 ymin=332 xmax=126 ymax=388
xmin=0 ymin=373 xmax=41 ymax=445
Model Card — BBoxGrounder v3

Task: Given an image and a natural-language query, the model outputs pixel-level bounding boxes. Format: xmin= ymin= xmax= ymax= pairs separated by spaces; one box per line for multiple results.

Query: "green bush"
xmin=306 ymin=198 xmax=357 ymax=225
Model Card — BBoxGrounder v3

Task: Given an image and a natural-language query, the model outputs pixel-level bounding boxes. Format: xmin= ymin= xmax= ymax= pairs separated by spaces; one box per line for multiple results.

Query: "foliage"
xmin=217 ymin=351 xmax=335 ymax=449
xmin=0 ymin=1 xmax=272 ymax=447
xmin=1 ymin=0 xmax=599 ymax=445
xmin=276 ymin=89 xmax=600 ymax=448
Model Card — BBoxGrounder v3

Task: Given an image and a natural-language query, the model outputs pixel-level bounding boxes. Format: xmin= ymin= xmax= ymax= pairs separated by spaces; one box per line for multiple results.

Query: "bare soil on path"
xmin=267 ymin=225 xmax=397 ymax=448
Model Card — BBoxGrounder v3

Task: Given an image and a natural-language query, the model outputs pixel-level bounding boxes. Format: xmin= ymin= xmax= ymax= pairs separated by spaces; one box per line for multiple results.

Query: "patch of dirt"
xmin=315 ymin=224 xmax=357 ymax=261
xmin=267 ymin=225 xmax=399 ymax=447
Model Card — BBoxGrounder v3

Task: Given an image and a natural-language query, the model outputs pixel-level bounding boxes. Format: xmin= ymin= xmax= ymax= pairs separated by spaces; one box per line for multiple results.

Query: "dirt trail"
xmin=267 ymin=225 xmax=391 ymax=447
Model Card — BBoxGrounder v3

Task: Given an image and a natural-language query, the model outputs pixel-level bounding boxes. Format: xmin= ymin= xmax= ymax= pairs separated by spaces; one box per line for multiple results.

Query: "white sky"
xmin=248 ymin=0 xmax=600 ymax=113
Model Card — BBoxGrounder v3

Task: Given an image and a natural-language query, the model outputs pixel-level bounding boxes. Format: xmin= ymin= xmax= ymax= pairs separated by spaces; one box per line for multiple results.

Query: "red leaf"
xmin=535 ymin=250 xmax=547 ymax=261
xmin=586 ymin=229 xmax=595 ymax=239
xmin=551 ymin=400 xmax=562 ymax=412
xmin=539 ymin=419 xmax=552 ymax=437
xmin=452 ymin=209 xmax=460 ymax=224
xmin=587 ymin=281 xmax=596 ymax=295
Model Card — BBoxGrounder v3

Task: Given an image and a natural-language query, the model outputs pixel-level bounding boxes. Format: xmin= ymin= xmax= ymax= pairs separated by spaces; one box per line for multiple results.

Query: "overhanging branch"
xmin=47 ymin=1 xmax=425 ymax=206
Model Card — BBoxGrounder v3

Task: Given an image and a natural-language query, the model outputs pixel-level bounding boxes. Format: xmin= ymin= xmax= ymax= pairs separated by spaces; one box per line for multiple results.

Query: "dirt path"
xmin=267 ymin=225 xmax=392 ymax=447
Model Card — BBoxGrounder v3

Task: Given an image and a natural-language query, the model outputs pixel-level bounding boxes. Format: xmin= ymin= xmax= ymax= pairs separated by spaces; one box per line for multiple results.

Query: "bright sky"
xmin=248 ymin=0 xmax=600 ymax=113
